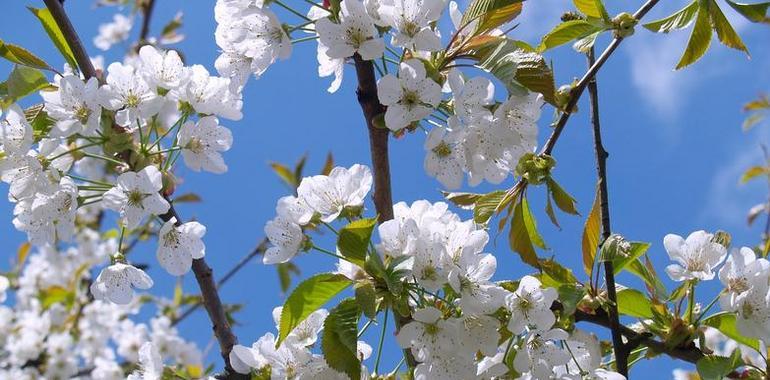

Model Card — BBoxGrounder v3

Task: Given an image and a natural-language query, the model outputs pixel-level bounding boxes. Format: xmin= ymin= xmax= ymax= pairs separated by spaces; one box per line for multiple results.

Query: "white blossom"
xmin=297 ymin=164 xmax=372 ymax=222
xmin=177 ymin=116 xmax=233 ymax=174
xmin=0 ymin=275 xmax=8 ymax=303
xmin=506 ymin=275 xmax=558 ymax=334
xmin=377 ymin=59 xmax=441 ymax=131
xmin=94 ymin=14 xmax=133 ymax=51
xmin=396 ymin=307 xmax=459 ymax=361
xmin=664 ymin=230 xmax=727 ymax=281
xmin=12 ymin=176 xmax=78 ymax=246
xmin=41 ymin=75 xmax=102 ymax=137
xmin=719 ymin=247 xmax=770 ymax=311
xmin=173 ymin=65 xmax=243 ymax=121
xmin=264 ymin=217 xmax=305 ymax=264
xmin=379 ymin=0 xmax=445 ymax=51
xmin=91 ymin=262 xmax=154 ymax=305
xmin=127 ymin=342 xmax=163 ymax=380
xmin=103 ymin=165 xmax=170 ymax=229
xmin=138 ymin=45 xmax=189 ymax=90
xmin=424 ymin=121 xmax=466 ymax=190
xmin=513 ymin=328 xmax=570 ymax=380
xmin=99 ymin=62 xmax=164 ymax=128
xmin=316 ymin=0 xmax=385 ymax=60
xmin=156 ymin=217 xmax=206 ymax=276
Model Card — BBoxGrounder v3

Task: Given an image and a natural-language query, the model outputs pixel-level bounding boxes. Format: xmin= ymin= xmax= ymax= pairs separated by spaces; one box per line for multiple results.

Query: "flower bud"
xmin=515 ymin=153 xmax=556 ymax=185
xmin=612 ymin=12 xmax=637 ymax=38
xmin=561 ymin=11 xmax=585 ymax=22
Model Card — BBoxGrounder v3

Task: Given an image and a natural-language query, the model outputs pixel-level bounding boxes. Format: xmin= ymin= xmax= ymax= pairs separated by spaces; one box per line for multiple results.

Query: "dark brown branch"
xmin=42 ymin=0 xmax=98 ymax=80
xmin=172 ymin=238 xmax=269 ymax=326
xmin=574 ymin=309 xmax=706 ymax=364
xmin=586 ymin=46 xmax=627 ymax=376
xmin=352 ymin=54 xmax=417 ymax=369
xmin=539 ymin=0 xmax=660 ymax=157
xmin=138 ymin=0 xmax=157 ymax=44
xmin=160 ymin=205 xmax=247 ymax=380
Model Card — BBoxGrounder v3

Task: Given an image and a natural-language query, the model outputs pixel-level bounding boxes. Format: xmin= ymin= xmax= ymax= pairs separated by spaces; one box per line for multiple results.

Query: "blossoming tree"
xmin=1 ymin=0 xmax=769 ymax=379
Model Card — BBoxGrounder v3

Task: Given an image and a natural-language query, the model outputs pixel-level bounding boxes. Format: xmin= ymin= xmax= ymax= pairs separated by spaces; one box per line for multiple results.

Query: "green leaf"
xmin=39 ymin=286 xmax=75 ymax=310
xmin=627 ymin=257 xmax=669 ymax=300
xmin=0 ymin=40 xmax=53 ymax=72
xmin=538 ymin=20 xmax=602 ymax=52
xmin=573 ymin=0 xmax=610 ymax=20
xmin=708 ymin=0 xmax=749 ymax=54
xmin=539 ymin=258 xmax=579 ymax=285
xmin=740 ymin=166 xmax=769 ymax=183
xmin=321 ymin=152 xmax=335 ymax=175
xmin=675 ymin=8 xmax=712 ymax=70
xmin=5 ymin=65 xmax=50 ymax=104
xmin=278 ymin=273 xmax=352 ymax=346
xmin=509 ymin=196 xmax=542 ymax=267
xmin=270 ymin=162 xmax=296 ymax=188
xmin=473 ymin=190 xmax=507 ymax=224
xmin=354 ymin=282 xmax=378 ymax=319
xmin=644 ymin=1 xmax=699 ymax=32
xmin=473 ymin=38 xmax=558 ymax=107
xmin=546 ymin=177 xmax=579 ymax=215
xmin=697 ymin=350 xmax=743 ymax=380
xmin=173 ymin=193 xmax=202 ymax=203
xmin=557 ymin=284 xmax=586 ymax=316
xmin=612 ymin=242 xmax=651 ymax=274
xmin=277 ymin=262 xmax=300 ymax=293
xmin=573 ymin=30 xmax=602 ymax=53
xmin=337 ymin=218 xmax=377 ymax=266
xmin=27 ymin=7 xmax=79 ymax=71
xmin=321 ymin=298 xmax=361 ymax=380
xmin=461 ymin=0 xmax=524 ymax=34
xmin=726 ymin=0 xmax=770 ymax=23
xmin=702 ymin=312 xmax=762 ymax=352
xmin=442 ymin=191 xmax=484 ymax=210
xmin=616 ymin=288 xmax=653 ymax=318
xmin=582 ymin=185 xmax=601 ymax=278
xmin=24 ymin=103 xmax=54 ymax=142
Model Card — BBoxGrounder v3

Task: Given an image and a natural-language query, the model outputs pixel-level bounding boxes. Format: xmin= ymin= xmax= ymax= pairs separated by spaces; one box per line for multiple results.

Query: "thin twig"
xmin=138 ymin=0 xmax=157 ymax=44
xmin=586 ymin=46 xmax=627 ymax=376
xmin=172 ymin=238 xmax=269 ymax=326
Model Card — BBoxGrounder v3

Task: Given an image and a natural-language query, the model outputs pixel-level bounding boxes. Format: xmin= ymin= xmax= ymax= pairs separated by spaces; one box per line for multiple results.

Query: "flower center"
xmin=402 ymin=90 xmax=420 ymax=109
xmin=401 ymin=20 xmax=420 ymax=38
xmin=186 ymin=137 xmax=205 ymax=154
xmin=127 ymin=190 xmax=147 ymax=208
xmin=125 ymin=93 xmax=141 ymax=108
xmin=162 ymin=228 xmax=181 ymax=248
xmin=75 ymin=105 xmax=91 ymax=124
xmin=432 ymin=141 xmax=452 ymax=158
xmin=345 ymin=27 xmax=367 ymax=48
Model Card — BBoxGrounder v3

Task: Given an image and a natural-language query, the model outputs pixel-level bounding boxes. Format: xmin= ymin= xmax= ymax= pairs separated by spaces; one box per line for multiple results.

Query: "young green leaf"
xmin=5 ymin=65 xmax=50 ymax=104
xmin=442 ymin=191 xmax=484 ymax=210
xmin=538 ymin=20 xmax=602 ymax=52
xmin=573 ymin=31 xmax=601 ymax=53
xmin=473 ymin=38 xmax=558 ymax=107
xmin=612 ymin=241 xmax=651 ymax=274
xmin=740 ymin=166 xmax=768 ymax=183
xmin=572 ymin=0 xmax=610 ymax=20
xmin=675 ymin=8 xmax=712 ymax=70
xmin=354 ymin=282 xmax=378 ymax=319
xmin=337 ymin=218 xmax=377 ymax=266
xmin=278 ymin=273 xmax=352 ymax=346
xmin=581 ymin=186 xmax=601 ymax=278
xmin=461 ymin=0 xmax=524 ymax=34
xmin=726 ymin=0 xmax=770 ymax=23
xmin=269 ymin=162 xmax=297 ymax=188
xmin=701 ymin=312 xmax=762 ymax=352
xmin=616 ymin=288 xmax=653 ymax=318
xmin=546 ymin=178 xmax=579 ymax=215
xmin=708 ymin=0 xmax=749 ymax=54
xmin=696 ymin=351 xmax=743 ymax=380
xmin=321 ymin=298 xmax=361 ymax=380
xmin=644 ymin=0 xmax=699 ymax=33
xmin=508 ymin=196 xmax=542 ymax=267
xmin=473 ymin=190 xmax=507 ymax=224
xmin=0 ymin=41 xmax=53 ymax=72
xmin=27 ymin=7 xmax=79 ymax=71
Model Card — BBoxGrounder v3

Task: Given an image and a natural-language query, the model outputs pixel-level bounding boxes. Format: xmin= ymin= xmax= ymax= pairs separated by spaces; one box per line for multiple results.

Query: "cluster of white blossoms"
xmin=1 ymin=42 xmax=242 ymax=308
xmin=94 ymin=13 xmax=134 ymax=51
xmin=212 ymin=0 xmax=544 ymax=190
xmin=253 ymin=166 xmax=625 ymax=379
xmin=664 ymin=231 xmax=770 ymax=345
xmin=0 ymin=234 xmax=203 ymax=379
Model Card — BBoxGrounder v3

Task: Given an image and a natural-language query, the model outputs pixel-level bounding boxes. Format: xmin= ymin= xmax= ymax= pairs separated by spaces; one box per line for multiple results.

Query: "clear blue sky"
xmin=1 ymin=0 xmax=770 ymax=377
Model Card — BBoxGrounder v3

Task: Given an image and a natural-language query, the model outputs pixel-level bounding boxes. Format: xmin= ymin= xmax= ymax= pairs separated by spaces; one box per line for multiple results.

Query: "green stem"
xmin=273 ymin=0 xmax=312 ymax=21
xmin=321 ymin=221 xmax=339 ymax=235
xmin=373 ymin=310 xmax=389 ymax=375
xmin=67 ymin=174 xmax=113 ymax=187
xmin=312 ymin=245 xmax=349 ymax=262
xmin=148 ymin=113 xmax=188 ymax=152
xmin=82 ymin=152 xmax=124 ymax=166
xmin=49 ymin=141 xmax=103 ymax=161
xmin=289 ymin=19 xmax=316 ymax=32
xmin=358 ymin=319 xmax=375 ymax=338
xmin=686 ymin=280 xmax=697 ymax=323
xmin=693 ymin=289 xmax=725 ymax=324
xmin=291 ymin=35 xmax=319 ymax=44
xmin=118 ymin=226 xmax=126 ymax=252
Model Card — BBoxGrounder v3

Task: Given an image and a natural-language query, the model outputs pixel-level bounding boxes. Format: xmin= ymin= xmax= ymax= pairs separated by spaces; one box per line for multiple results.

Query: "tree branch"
xmin=160 ymin=205 xmax=247 ymax=380
xmin=172 ymin=238 xmax=269 ymax=326
xmin=352 ymin=54 xmax=417 ymax=370
xmin=138 ymin=0 xmax=157 ymax=44
xmin=586 ymin=46 xmax=627 ymax=376
xmin=41 ymin=3 xmax=245 ymax=377
xmin=539 ymin=0 xmax=660 ymax=157
xmin=42 ymin=0 xmax=98 ymax=80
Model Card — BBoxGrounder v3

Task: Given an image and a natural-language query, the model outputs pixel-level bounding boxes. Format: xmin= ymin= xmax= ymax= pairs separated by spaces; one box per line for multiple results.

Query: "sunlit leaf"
xmin=538 ymin=20 xmax=602 ymax=52
xmin=573 ymin=0 xmax=610 ymax=20
xmin=337 ymin=218 xmax=377 ymax=266
xmin=474 ymin=190 xmax=508 ymax=224
xmin=509 ymin=196 xmax=542 ymax=267
xmin=726 ymin=0 xmax=770 ymax=23
xmin=0 ymin=40 xmax=53 ymax=72
xmin=617 ymin=287 xmax=653 ymax=318
xmin=27 ymin=7 xmax=79 ymax=70
xmin=708 ymin=0 xmax=749 ymax=54
xmin=644 ymin=1 xmax=699 ymax=33
xmin=702 ymin=312 xmax=762 ymax=352
xmin=582 ymin=185 xmax=601 ymax=278
xmin=278 ymin=273 xmax=352 ymax=346
xmin=321 ymin=298 xmax=361 ymax=380
xmin=675 ymin=8 xmax=712 ymax=70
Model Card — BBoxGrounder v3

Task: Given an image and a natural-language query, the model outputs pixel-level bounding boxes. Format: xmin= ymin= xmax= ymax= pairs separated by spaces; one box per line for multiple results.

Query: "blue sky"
xmin=2 ymin=0 xmax=770 ymax=377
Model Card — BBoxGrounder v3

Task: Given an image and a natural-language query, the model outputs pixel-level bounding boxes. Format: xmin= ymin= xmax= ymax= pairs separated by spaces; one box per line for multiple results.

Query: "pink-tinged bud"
xmin=162 ymin=171 xmax=177 ymax=197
